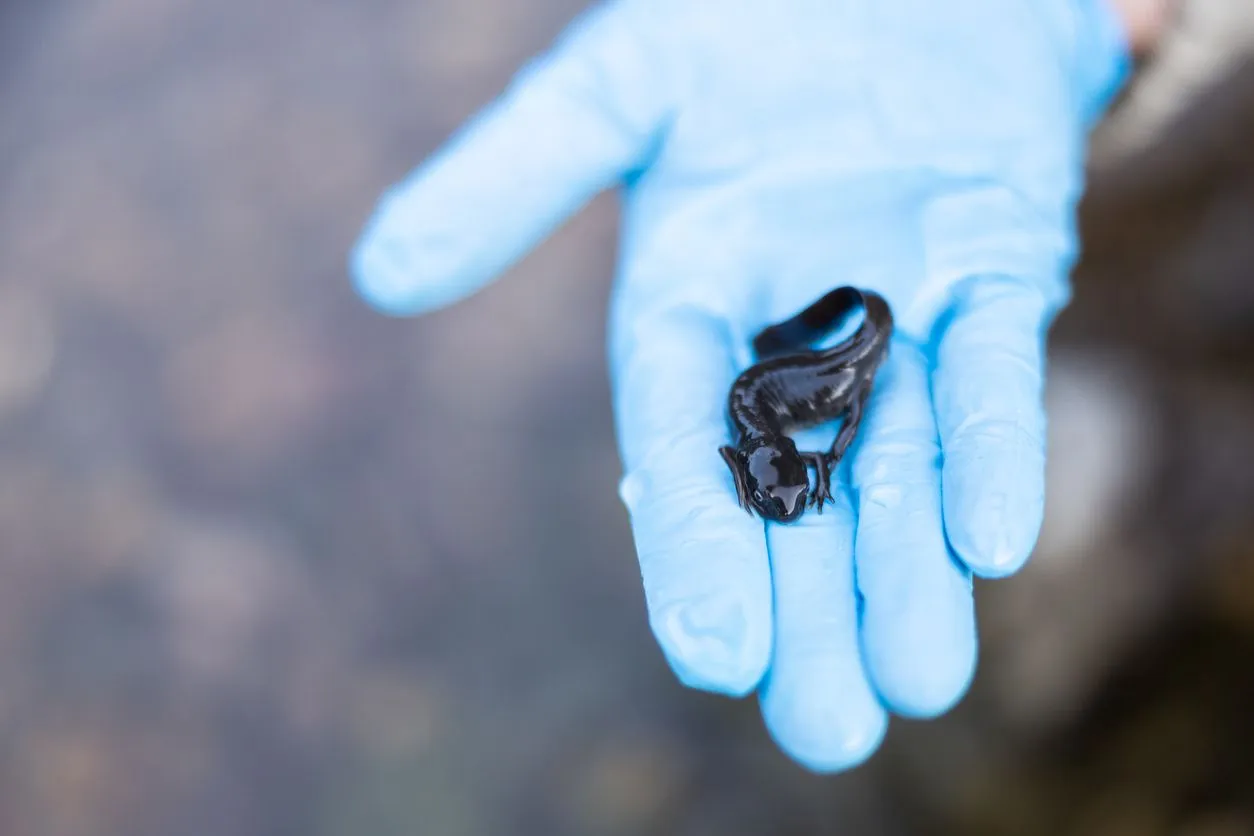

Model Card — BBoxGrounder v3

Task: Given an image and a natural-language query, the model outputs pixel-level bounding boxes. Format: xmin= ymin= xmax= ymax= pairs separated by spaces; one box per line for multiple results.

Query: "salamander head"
xmin=743 ymin=437 xmax=809 ymax=522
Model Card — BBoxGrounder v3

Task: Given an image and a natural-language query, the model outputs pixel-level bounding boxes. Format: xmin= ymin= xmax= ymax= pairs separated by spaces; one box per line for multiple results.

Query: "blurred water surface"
xmin=2 ymin=1 xmax=1254 ymax=835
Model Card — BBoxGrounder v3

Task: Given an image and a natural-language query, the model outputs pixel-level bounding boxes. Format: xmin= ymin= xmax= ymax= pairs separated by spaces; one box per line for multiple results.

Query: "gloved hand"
xmin=350 ymin=0 xmax=1130 ymax=771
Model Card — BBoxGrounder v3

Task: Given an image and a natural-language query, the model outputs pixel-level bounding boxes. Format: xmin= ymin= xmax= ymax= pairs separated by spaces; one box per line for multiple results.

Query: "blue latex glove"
xmin=351 ymin=0 xmax=1130 ymax=771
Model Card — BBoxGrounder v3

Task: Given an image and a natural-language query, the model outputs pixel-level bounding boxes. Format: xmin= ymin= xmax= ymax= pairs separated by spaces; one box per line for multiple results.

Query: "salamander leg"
xmin=801 ymin=451 xmax=833 ymax=512
xmin=803 ymin=386 xmax=873 ymax=512
xmin=828 ymin=386 xmax=870 ymax=465
xmin=719 ymin=445 xmax=753 ymax=514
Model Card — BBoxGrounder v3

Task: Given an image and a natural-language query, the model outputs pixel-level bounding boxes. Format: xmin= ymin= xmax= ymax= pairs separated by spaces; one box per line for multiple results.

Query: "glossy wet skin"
xmin=741 ymin=438 xmax=810 ymax=522
xmin=721 ymin=287 xmax=892 ymax=523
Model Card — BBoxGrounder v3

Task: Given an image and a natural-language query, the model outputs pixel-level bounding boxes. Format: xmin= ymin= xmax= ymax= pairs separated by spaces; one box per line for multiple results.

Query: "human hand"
xmin=350 ymin=0 xmax=1130 ymax=771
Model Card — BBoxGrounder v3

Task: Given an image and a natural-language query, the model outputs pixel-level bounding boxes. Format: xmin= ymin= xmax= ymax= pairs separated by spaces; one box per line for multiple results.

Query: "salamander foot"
xmin=802 ymin=451 xmax=834 ymax=512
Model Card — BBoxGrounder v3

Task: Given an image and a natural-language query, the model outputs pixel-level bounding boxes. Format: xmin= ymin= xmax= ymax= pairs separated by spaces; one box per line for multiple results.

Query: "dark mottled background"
xmin=1 ymin=1 xmax=1253 ymax=834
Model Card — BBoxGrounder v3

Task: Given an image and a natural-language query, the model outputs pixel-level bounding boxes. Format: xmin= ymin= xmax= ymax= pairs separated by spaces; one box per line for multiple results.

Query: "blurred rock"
xmin=143 ymin=512 xmax=317 ymax=692
xmin=343 ymin=670 xmax=447 ymax=759
xmin=160 ymin=311 xmax=344 ymax=472
xmin=0 ymin=284 xmax=56 ymax=419
xmin=1175 ymin=810 xmax=1254 ymax=836
xmin=560 ymin=734 xmax=690 ymax=836
xmin=977 ymin=351 xmax=1168 ymax=735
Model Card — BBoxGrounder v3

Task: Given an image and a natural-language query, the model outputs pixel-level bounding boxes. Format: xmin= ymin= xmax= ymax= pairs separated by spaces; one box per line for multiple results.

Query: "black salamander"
xmin=720 ymin=286 xmax=893 ymax=522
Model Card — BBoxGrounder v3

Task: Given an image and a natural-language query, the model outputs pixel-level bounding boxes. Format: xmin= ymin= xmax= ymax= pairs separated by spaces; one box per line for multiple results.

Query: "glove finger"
xmin=933 ymin=275 xmax=1052 ymax=578
xmin=851 ymin=340 xmax=978 ymax=718
xmin=613 ymin=302 xmax=772 ymax=696
xmin=351 ymin=0 xmax=674 ymax=316
xmin=758 ymin=482 xmax=887 ymax=773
